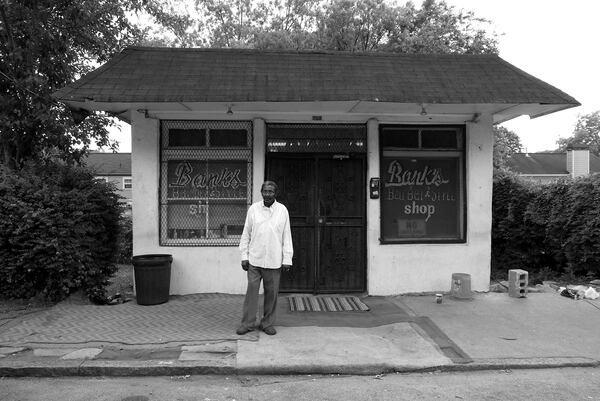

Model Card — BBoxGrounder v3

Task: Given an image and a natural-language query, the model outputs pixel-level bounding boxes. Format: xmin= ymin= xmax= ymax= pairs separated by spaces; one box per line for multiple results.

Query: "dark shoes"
xmin=262 ymin=326 xmax=277 ymax=335
xmin=236 ymin=326 xmax=252 ymax=335
xmin=236 ymin=325 xmax=276 ymax=335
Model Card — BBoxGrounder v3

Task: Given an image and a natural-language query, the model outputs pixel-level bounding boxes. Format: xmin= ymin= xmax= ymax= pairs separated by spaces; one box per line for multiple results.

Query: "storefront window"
xmin=379 ymin=125 xmax=465 ymax=243
xmin=160 ymin=120 xmax=252 ymax=246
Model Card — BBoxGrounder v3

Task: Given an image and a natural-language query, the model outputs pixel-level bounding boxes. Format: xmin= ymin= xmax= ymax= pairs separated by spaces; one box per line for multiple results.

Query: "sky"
xmin=106 ymin=0 xmax=599 ymax=153
xmin=447 ymin=0 xmax=599 ymax=152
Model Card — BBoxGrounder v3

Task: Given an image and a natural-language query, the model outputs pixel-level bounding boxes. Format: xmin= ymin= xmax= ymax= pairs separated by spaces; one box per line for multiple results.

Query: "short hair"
xmin=261 ymin=181 xmax=278 ymax=192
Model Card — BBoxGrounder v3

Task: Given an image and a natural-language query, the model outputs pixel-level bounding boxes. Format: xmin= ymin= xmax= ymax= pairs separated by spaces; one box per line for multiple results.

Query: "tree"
xmin=154 ymin=0 xmax=499 ymax=53
xmin=386 ymin=0 xmax=498 ymax=54
xmin=0 ymin=0 xmax=190 ymax=169
xmin=493 ymin=126 xmax=522 ymax=172
xmin=556 ymin=111 xmax=600 ymax=156
xmin=0 ymin=0 xmax=500 ymax=169
xmin=315 ymin=0 xmax=401 ymax=51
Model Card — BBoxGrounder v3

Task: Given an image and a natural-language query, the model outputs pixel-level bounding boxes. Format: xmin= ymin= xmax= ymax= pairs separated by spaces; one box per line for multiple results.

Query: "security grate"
xmin=160 ymin=120 xmax=253 ymax=246
xmin=267 ymin=123 xmax=367 ymax=153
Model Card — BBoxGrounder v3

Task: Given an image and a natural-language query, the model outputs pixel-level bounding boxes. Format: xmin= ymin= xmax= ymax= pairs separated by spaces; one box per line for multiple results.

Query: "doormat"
xmin=288 ymin=296 xmax=370 ymax=312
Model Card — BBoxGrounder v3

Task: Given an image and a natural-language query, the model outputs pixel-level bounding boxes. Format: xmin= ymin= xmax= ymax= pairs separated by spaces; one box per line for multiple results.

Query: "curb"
xmin=0 ymin=357 xmax=598 ymax=377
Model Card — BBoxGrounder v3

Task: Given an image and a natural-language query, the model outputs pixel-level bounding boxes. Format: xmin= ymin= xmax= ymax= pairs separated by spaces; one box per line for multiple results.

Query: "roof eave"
xmin=56 ymin=98 xmax=580 ymax=126
xmin=493 ymin=102 xmax=580 ymax=124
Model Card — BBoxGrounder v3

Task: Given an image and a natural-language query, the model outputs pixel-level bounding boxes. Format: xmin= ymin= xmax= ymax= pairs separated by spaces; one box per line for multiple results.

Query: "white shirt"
xmin=239 ymin=200 xmax=293 ymax=269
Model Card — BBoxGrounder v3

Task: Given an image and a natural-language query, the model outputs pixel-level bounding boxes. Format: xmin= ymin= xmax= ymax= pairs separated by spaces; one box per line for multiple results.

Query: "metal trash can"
xmin=450 ymin=273 xmax=472 ymax=299
xmin=131 ymin=254 xmax=172 ymax=305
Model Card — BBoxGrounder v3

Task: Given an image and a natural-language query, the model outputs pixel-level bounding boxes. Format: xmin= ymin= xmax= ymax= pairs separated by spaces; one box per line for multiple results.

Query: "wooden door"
xmin=267 ymin=155 xmax=366 ymax=293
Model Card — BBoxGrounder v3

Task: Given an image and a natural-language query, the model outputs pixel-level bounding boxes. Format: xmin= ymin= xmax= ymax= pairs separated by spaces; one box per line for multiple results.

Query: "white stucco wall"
xmin=132 ymin=111 xmax=494 ymax=295
xmin=367 ymin=115 xmax=494 ymax=295
xmin=131 ymin=113 xmax=267 ymax=295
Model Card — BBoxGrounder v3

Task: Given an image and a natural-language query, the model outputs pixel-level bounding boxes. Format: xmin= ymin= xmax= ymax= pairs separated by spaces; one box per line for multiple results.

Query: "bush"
xmin=116 ymin=216 xmax=133 ymax=264
xmin=491 ymin=171 xmax=543 ymax=276
xmin=561 ymin=176 xmax=600 ymax=277
xmin=0 ymin=161 xmax=123 ymax=303
xmin=492 ymin=172 xmax=600 ymax=282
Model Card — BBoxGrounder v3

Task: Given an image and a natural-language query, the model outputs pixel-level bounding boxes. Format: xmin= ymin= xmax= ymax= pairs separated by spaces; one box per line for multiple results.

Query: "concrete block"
xmin=508 ymin=269 xmax=528 ymax=298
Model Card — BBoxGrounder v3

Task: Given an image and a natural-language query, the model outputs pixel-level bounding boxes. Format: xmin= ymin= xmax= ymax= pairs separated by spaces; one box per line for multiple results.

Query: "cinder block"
xmin=508 ymin=269 xmax=528 ymax=298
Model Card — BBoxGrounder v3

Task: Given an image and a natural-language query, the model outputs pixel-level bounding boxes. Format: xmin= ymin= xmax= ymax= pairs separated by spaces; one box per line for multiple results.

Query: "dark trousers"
xmin=240 ymin=265 xmax=281 ymax=329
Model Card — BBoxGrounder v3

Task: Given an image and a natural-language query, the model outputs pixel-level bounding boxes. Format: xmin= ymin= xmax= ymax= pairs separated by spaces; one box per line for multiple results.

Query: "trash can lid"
xmin=132 ymin=254 xmax=173 ymax=262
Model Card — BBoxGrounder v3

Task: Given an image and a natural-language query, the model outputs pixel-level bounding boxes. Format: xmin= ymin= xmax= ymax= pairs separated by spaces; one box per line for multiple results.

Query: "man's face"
xmin=261 ymin=184 xmax=276 ymax=206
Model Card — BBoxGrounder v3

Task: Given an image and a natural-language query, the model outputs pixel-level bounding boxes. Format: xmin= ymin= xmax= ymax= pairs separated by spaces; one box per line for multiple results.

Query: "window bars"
xmin=160 ymin=120 xmax=253 ymax=246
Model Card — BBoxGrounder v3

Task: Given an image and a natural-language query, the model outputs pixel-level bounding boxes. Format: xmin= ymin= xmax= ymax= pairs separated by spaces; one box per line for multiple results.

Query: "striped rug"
xmin=288 ymin=296 xmax=370 ymax=312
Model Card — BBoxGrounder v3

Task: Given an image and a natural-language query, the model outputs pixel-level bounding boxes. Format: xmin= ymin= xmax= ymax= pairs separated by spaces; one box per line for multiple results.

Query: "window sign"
xmin=166 ymin=160 xmax=247 ymax=200
xmin=160 ymin=120 xmax=252 ymax=246
xmin=380 ymin=126 xmax=465 ymax=243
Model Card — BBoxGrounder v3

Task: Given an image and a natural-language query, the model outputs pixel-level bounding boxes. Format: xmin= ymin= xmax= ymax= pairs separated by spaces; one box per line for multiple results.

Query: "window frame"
xmin=379 ymin=125 xmax=467 ymax=244
xmin=159 ymin=120 xmax=253 ymax=247
xmin=123 ymin=176 xmax=132 ymax=189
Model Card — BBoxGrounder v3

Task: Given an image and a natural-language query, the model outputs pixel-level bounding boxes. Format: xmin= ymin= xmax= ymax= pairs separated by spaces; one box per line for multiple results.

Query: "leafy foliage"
xmin=556 ymin=111 xmax=600 ymax=156
xmin=141 ymin=0 xmax=499 ymax=54
xmin=0 ymin=162 xmax=123 ymax=302
xmin=117 ymin=216 xmax=133 ymax=265
xmin=1 ymin=1 xmax=127 ymax=168
xmin=0 ymin=0 xmax=194 ymax=169
xmin=493 ymin=126 xmax=522 ymax=172
xmin=492 ymin=172 xmax=600 ymax=282
xmin=491 ymin=171 xmax=545 ymax=275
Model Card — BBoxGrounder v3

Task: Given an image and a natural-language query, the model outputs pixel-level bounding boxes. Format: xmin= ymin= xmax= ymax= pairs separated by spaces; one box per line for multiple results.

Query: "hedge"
xmin=0 ymin=161 xmax=122 ymax=303
xmin=116 ymin=215 xmax=133 ymax=264
xmin=492 ymin=171 xmax=600 ymax=282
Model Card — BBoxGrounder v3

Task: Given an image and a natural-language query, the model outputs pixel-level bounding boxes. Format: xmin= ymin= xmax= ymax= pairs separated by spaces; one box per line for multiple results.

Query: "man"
xmin=237 ymin=181 xmax=293 ymax=336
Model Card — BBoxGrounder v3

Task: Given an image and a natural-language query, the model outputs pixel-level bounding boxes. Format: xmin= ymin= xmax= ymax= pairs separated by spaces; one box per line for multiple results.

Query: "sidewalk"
xmin=0 ymin=291 xmax=598 ymax=376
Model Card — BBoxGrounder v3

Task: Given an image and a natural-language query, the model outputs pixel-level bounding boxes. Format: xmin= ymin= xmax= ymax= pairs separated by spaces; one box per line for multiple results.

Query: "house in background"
xmin=83 ymin=152 xmax=132 ymax=213
xmin=508 ymin=146 xmax=600 ymax=184
xmin=54 ymin=47 xmax=579 ymax=296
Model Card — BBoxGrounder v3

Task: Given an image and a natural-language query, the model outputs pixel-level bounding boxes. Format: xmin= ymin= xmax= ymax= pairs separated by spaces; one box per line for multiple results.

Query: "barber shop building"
xmin=54 ymin=48 xmax=579 ymax=295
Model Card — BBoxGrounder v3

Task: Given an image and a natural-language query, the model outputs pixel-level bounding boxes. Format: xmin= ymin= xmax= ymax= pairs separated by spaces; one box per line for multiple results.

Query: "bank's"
xmin=53 ymin=48 xmax=579 ymax=295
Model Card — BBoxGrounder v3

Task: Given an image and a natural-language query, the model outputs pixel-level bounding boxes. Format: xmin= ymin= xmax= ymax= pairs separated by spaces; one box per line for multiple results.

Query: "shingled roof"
xmin=83 ymin=152 xmax=131 ymax=176
xmin=508 ymin=152 xmax=600 ymax=175
xmin=54 ymin=47 xmax=579 ymax=104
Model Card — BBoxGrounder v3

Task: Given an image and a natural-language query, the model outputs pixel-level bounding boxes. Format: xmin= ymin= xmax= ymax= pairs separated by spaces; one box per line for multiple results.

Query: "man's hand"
xmin=241 ymin=260 xmax=249 ymax=271
xmin=282 ymin=264 xmax=292 ymax=272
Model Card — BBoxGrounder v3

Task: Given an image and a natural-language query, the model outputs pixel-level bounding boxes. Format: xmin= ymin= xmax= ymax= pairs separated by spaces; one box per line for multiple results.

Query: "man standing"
xmin=237 ymin=181 xmax=293 ymax=336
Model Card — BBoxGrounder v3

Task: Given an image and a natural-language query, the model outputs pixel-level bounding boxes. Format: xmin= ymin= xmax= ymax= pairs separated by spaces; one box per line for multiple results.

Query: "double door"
xmin=267 ymin=155 xmax=366 ymax=293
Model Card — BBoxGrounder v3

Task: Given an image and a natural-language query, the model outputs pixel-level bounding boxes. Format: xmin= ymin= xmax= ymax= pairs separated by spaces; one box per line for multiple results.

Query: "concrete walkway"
xmin=0 ymin=291 xmax=598 ymax=376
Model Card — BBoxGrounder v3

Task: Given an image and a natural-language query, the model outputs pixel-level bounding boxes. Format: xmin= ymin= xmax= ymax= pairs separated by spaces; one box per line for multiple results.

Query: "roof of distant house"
xmin=83 ymin=152 xmax=131 ymax=176
xmin=508 ymin=152 xmax=600 ymax=175
xmin=53 ymin=47 xmax=580 ymax=108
